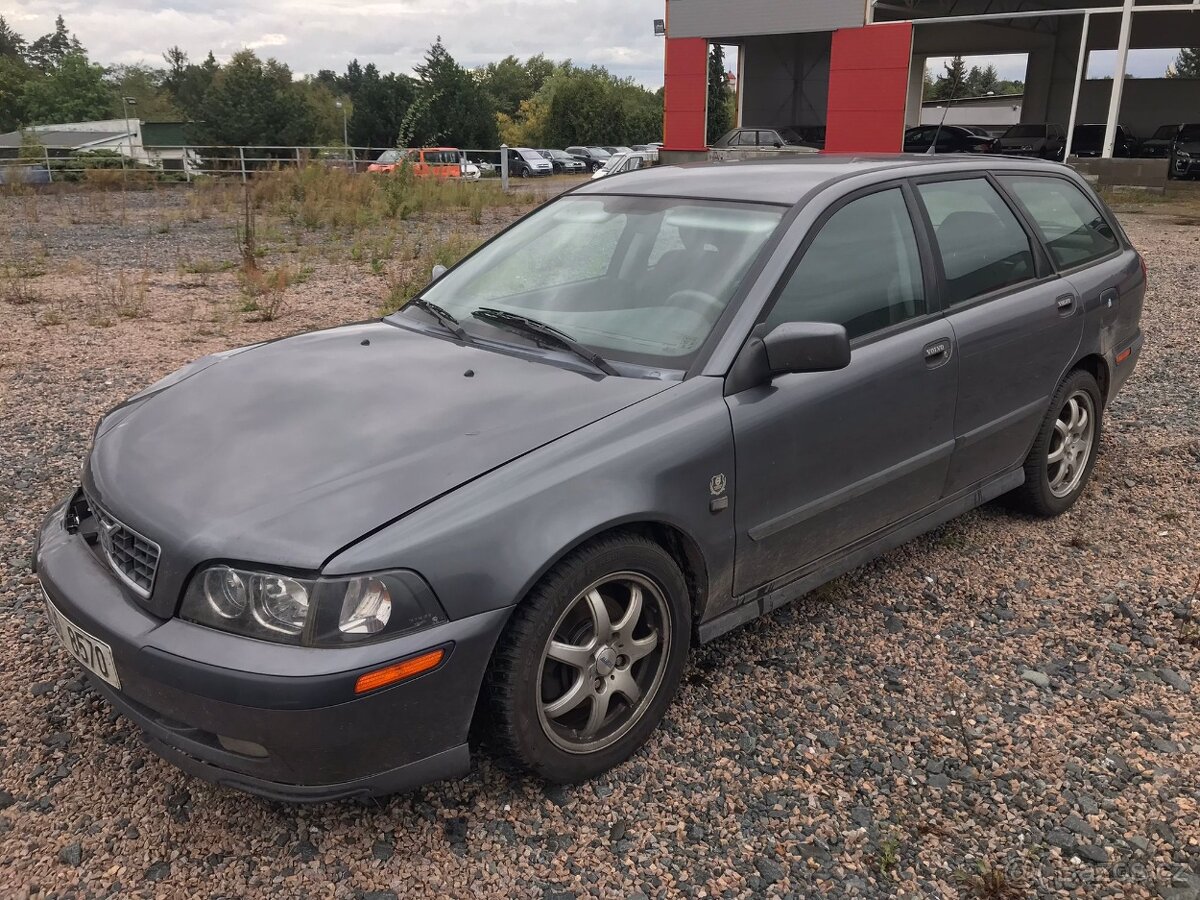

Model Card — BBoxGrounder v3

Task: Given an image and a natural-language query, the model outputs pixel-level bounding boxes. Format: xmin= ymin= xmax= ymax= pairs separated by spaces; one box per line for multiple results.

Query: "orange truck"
xmin=368 ymin=147 xmax=465 ymax=178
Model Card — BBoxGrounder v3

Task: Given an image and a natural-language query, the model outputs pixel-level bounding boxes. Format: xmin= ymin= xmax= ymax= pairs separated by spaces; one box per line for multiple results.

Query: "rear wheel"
xmin=484 ymin=534 xmax=690 ymax=783
xmin=1009 ymin=369 xmax=1102 ymax=517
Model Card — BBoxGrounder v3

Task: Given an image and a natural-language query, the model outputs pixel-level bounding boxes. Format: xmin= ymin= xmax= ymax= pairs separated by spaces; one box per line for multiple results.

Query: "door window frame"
xmin=993 ymin=173 xmax=1125 ymax=277
xmin=754 ymin=179 xmax=944 ymax=350
xmin=907 ymin=171 xmax=1056 ymax=314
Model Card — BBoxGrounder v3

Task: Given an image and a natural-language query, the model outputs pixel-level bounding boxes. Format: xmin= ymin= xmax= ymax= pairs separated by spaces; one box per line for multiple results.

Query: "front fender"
xmin=325 ymin=377 xmax=737 ymax=626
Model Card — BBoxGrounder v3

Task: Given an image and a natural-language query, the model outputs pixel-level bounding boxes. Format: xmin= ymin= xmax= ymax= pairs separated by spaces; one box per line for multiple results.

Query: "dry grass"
xmin=382 ymin=232 xmax=481 ymax=315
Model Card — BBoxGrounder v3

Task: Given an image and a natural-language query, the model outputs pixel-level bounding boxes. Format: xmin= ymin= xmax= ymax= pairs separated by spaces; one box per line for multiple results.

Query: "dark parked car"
xmin=904 ymin=124 xmax=997 ymax=154
xmin=1071 ymin=124 xmax=1137 ymax=158
xmin=1138 ymin=123 xmax=1184 ymax=160
xmin=36 ymin=156 xmax=1144 ymax=801
xmin=997 ymin=123 xmax=1067 ymax=160
xmin=1164 ymin=123 xmax=1200 ymax=178
xmin=565 ymin=146 xmax=611 ymax=172
xmin=538 ymin=149 xmax=587 ymax=175
xmin=711 ymin=127 xmax=819 ymax=152
xmin=506 ymin=147 xmax=553 ymax=178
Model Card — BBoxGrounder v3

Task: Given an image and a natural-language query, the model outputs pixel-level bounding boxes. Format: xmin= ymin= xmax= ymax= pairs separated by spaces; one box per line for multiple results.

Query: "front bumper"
xmin=1174 ymin=155 xmax=1197 ymax=177
xmin=34 ymin=501 xmax=511 ymax=802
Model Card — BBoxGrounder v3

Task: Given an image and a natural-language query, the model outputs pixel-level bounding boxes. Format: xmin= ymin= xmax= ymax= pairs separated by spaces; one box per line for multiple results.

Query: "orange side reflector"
xmin=355 ymin=648 xmax=445 ymax=694
xmin=1116 ymin=348 xmax=1132 ymax=364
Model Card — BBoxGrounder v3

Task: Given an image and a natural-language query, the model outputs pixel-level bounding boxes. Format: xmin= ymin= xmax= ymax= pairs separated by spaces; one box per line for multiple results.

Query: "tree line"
xmin=0 ymin=16 xmax=665 ymax=149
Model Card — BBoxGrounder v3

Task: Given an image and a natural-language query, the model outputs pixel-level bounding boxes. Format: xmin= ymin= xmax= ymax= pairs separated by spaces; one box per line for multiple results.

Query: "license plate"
xmin=43 ymin=590 xmax=121 ymax=689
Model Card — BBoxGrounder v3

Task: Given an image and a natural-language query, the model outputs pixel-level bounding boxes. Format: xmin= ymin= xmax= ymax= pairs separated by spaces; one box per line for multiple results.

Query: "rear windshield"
xmin=1004 ymin=125 xmax=1047 ymax=139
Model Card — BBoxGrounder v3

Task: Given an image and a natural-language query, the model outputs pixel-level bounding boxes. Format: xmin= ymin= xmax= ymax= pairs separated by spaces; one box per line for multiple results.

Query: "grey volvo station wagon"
xmin=34 ymin=156 xmax=1145 ymax=801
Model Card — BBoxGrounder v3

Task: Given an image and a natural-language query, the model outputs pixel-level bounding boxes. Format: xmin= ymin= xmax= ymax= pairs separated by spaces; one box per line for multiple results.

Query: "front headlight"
xmin=181 ymin=566 xmax=447 ymax=646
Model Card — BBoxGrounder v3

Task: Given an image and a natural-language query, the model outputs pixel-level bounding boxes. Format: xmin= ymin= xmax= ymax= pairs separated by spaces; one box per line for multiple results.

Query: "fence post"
xmin=500 ymin=143 xmax=509 ymax=191
xmin=295 ymin=147 xmax=301 ymax=170
xmin=44 ymin=145 xmax=52 ymax=184
xmin=184 ymin=147 xmax=192 ymax=184
xmin=239 ymin=146 xmax=247 ymax=182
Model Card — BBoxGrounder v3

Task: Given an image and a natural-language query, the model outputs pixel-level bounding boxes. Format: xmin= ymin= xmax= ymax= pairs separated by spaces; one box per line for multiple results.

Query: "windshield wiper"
xmin=408 ymin=297 xmax=471 ymax=343
xmin=470 ymin=307 xmax=618 ymax=376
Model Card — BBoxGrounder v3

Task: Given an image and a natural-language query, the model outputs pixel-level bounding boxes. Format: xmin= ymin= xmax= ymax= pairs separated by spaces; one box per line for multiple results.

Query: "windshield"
xmin=1179 ymin=124 xmax=1200 ymax=142
xmin=1151 ymin=124 xmax=1178 ymax=139
xmin=1003 ymin=125 xmax=1046 ymax=139
xmin=399 ymin=195 xmax=785 ymax=370
xmin=375 ymin=149 xmax=402 ymax=163
xmin=587 ymin=147 xmax=612 ymax=158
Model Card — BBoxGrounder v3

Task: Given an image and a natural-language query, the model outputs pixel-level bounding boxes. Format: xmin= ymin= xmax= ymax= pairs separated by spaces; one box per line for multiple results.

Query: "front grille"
xmin=89 ymin=497 xmax=161 ymax=598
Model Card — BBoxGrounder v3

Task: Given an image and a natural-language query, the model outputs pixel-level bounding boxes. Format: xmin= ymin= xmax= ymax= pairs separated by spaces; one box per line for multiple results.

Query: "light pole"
xmin=335 ymin=100 xmax=349 ymax=157
xmin=120 ymin=96 xmax=137 ymax=176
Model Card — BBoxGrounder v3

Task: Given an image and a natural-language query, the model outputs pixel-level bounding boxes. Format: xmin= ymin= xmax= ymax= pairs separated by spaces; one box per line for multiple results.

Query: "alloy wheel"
xmin=536 ymin=572 xmax=670 ymax=754
xmin=1047 ymin=389 xmax=1096 ymax=498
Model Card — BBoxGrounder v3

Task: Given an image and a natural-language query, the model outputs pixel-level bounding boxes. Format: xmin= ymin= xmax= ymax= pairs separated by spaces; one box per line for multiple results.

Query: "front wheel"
xmin=484 ymin=534 xmax=691 ymax=783
xmin=1009 ymin=369 xmax=1103 ymax=517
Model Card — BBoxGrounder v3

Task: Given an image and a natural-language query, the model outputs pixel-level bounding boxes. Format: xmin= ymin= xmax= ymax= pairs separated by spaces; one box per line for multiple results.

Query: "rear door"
xmin=728 ymin=182 xmax=958 ymax=593
xmin=912 ymin=174 xmax=1084 ymax=494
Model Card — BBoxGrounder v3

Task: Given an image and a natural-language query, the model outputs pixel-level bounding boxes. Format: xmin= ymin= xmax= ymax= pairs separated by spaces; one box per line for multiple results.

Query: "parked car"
xmin=36 ymin=156 xmax=1144 ymax=800
xmin=1170 ymin=123 xmax=1200 ymax=179
xmin=506 ymin=147 xmax=553 ymax=178
xmin=630 ymin=144 xmax=660 ymax=161
xmin=1071 ymin=124 xmax=1137 ymax=158
xmin=591 ymin=150 xmax=651 ymax=180
xmin=368 ymin=147 xmax=465 ymax=178
xmin=601 ymin=146 xmax=634 ymax=157
xmin=1138 ymin=123 xmax=1183 ymax=160
xmin=538 ymin=149 xmax=587 ymax=175
xmin=565 ymin=146 xmax=612 ymax=172
xmin=904 ymin=125 xmax=997 ymax=154
xmin=711 ymin=127 xmax=819 ymax=151
xmin=996 ymin=124 xmax=1067 ymax=160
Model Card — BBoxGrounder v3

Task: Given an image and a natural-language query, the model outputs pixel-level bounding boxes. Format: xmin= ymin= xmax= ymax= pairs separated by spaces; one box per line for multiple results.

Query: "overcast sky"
xmin=928 ymin=48 xmax=1181 ymax=83
xmin=5 ymin=1 xmax=668 ymax=85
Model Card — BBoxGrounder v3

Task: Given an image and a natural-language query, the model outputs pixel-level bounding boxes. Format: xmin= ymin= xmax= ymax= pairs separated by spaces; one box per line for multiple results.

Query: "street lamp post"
xmin=120 ymin=96 xmax=137 ymax=177
xmin=335 ymin=100 xmax=350 ymax=160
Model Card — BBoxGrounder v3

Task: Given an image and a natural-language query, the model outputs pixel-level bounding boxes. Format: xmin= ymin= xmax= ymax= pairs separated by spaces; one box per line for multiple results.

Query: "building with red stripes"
xmin=661 ymin=0 xmax=1200 ymax=160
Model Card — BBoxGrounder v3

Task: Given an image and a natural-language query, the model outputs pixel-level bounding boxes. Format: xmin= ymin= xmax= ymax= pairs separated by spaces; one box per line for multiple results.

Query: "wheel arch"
xmin=1072 ymin=352 xmax=1111 ymax=407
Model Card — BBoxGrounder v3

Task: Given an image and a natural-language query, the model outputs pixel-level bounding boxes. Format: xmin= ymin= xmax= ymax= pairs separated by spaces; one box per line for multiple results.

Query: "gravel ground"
xmin=0 ymin=186 xmax=1197 ymax=900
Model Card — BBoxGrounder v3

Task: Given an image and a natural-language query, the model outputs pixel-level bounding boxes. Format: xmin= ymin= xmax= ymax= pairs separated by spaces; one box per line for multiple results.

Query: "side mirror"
xmin=763 ymin=322 xmax=851 ymax=375
xmin=773 ymin=141 xmax=783 ymax=149
xmin=431 ymin=264 xmax=447 ymax=281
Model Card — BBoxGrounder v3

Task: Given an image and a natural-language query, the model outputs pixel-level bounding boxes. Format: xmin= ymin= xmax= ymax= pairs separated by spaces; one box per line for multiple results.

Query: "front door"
xmin=912 ymin=175 xmax=1085 ymax=494
xmin=727 ymin=184 xmax=958 ymax=594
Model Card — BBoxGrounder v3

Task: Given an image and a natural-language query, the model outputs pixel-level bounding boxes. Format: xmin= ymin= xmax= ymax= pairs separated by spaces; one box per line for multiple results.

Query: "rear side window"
xmin=999 ymin=176 xmax=1119 ymax=269
xmin=917 ymin=178 xmax=1035 ymax=305
xmin=765 ymin=187 xmax=925 ymax=339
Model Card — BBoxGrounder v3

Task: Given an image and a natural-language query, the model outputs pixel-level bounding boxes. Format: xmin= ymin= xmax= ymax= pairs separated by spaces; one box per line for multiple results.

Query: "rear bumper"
xmin=34 ymin=500 xmax=510 ymax=801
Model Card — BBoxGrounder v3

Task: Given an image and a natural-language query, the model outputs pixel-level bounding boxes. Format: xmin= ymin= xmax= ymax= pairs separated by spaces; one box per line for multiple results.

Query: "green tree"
xmin=1167 ymin=48 xmax=1200 ymax=78
xmin=26 ymin=15 xmax=81 ymax=72
xmin=162 ymin=47 xmax=219 ymax=120
xmin=20 ymin=52 xmax=112 ymax=124
xmin=0 ymin=15 xmax=26 ymax=59
xmin=338 ymin=61 xmax=416 ymax=148
xmin=189 ymin=50 xmax=313 ymax=146
xmin=409 ymin=38 xmax=497 ymax=147
xmin=0 ymin=55 xmax=30 ymax=131
xmin=706 ymin=44 xmax=732 ymax=143
xmin=105 ymin=64 xmax=180 ymax=119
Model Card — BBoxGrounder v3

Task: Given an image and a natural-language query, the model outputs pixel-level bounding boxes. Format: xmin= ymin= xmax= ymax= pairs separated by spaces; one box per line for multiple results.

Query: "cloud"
xmin=7 ymin=0 xmax=670 ymax=85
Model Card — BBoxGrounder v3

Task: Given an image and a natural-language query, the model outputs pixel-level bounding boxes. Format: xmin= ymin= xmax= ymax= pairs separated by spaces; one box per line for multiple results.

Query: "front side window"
xmin=407 ymin=196 xmax=785 ymax=368
xmin=917 ymin=178 xmax=1035 ymax=305
xmin=375 ymin=149 xmax=401 ymax=164
xmin=765 ymin=187 xmax=925 ymax=339
xmin=1000 ymin=176 xmax=1118 ymax=269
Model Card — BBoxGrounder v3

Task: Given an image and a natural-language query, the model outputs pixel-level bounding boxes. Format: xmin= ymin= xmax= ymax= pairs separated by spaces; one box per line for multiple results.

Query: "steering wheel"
xmin=665 ymin=289 xmax=724 ymax=321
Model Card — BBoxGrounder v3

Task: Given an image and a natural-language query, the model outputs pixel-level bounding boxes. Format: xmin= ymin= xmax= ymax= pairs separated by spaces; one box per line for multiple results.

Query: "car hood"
xmin=1178 ymin=139 xmax=1200 ymax=153
xmin=86 ymin=320 xmax=673 ymax=572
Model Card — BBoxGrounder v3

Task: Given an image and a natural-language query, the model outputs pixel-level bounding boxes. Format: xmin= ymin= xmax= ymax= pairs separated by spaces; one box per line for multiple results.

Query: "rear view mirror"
xmin=763 ymin=322 xmax=851 ymax=375
xmin=431 ymin=265 xmax=447 ymax=281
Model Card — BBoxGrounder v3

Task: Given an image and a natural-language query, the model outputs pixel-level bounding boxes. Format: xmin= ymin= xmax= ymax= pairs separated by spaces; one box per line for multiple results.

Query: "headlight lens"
xmin=181 ymin=566 xmax=446 ymax=646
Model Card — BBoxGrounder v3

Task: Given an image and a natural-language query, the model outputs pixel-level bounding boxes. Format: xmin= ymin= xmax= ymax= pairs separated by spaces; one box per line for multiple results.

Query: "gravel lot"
xmin=0 ymin=183 xmax=1197 ymax=899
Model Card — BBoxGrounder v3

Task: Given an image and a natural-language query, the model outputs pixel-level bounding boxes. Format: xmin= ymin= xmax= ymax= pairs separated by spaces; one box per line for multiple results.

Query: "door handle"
xmin=1055 ymin=294 xmax=1077 ymax=315
xmin=922 ymin=338 xmax=952 ymax=367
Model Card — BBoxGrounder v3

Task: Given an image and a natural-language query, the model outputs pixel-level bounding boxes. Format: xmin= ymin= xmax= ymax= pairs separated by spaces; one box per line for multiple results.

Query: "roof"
xmin=0 ymin=129 xmax=129 ymax=150
xmin=573 ymin=155 xmax=1069 ymax=204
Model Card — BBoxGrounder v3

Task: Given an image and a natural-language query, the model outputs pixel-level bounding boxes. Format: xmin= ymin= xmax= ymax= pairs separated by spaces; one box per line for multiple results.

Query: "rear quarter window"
xmin=999 ymin=176 xmax=1119 ymax=269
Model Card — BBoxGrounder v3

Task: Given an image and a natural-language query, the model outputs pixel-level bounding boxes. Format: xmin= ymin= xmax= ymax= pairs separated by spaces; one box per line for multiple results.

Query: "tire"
xmin=1009 ymin=369 xmax=1103 ymax=517
xmin=483 ymin=533 xmax=691 ymax=783
xmin=519 ymin=166 xmax=530 ymax=179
